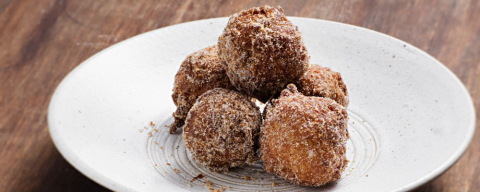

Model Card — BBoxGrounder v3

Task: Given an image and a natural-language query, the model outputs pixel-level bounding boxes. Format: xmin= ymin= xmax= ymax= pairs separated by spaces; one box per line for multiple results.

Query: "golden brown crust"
xmin=260 ymin=84 xmax=349 ymax=186
xmin=183 ymin=88 xmax=261 ymax=172
xmin=170 ymin=45 xmax=233 ymax=133
xmin=218 ymin=5 xmax=309 ymax=102
xmin=296 ymin=64 xmax=349 ymax=107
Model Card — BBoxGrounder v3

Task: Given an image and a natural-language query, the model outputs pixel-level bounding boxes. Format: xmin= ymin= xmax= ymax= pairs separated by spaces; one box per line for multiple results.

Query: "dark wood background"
xmin=0 ymin=0 xmax=478 ymax=191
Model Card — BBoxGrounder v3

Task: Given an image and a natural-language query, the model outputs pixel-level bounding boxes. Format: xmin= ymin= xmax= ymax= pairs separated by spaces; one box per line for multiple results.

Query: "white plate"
xmin=48 ymin=17 xmax=476 ymax=192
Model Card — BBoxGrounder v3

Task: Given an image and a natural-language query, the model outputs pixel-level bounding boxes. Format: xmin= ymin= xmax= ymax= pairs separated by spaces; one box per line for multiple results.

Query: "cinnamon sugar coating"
xmin=170 ymin=45 xmax=233 ymax=134
xmin=218 ymin=5 xmax=309 ymax=102
xmin=183 ymin=88 xmax=261 ymax=172
xmin=296 ymin=64 xmax=349 ymax=107
xmin=260 ymin=84 xmax=349 ymax=186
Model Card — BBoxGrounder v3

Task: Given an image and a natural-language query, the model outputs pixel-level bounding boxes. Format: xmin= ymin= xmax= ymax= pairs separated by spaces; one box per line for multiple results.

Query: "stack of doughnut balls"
xmin=170 ymin=6 xmax=349 ymax=187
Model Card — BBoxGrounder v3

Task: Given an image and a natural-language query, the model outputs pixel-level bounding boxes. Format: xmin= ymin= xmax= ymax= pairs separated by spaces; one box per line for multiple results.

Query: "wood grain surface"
xmin=0 ymin=0 xmax=478 ymax=191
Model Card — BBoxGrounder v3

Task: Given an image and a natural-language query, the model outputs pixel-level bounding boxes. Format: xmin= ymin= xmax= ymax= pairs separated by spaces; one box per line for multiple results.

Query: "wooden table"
xmin=1 ymin=0 xmax=478 ymax=191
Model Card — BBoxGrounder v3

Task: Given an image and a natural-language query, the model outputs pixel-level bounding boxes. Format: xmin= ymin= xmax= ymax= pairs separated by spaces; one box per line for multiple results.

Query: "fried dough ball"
xmin=218 ymin=5 xmax=309 ymax=102
xmin=261 ymin=84 xmax=349 ymax=186
xmin=183 ymin=88 xmax=261 ymax=172
xmin=296 ymin=64 xmax=349 ymax=107
xmin=170 ymin=45 xmax=233 ymax=134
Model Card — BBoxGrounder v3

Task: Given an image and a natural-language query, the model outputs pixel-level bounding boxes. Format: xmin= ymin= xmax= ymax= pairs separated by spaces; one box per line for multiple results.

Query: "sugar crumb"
xmin=190 ymin=174 xmax=205 ymax=182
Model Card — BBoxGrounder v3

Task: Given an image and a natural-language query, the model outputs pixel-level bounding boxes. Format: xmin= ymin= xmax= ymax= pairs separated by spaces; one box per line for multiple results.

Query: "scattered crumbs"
xmin=160 ymin=146 xmax=164 ymax=150
xmin=205 ymin=180 xmax=213 ymax=187
xmin=430 ymin=128 xmax=433 ymax=131
xmin=123 ymin=139 xmax=126 ymax=141
xmin=366 ymin=174 xmax=369 ymax=177
xmin=435 ymin=100 xmax=438 ymax=103
xmin=209 ymin=186 xmax=226 ymax=192
xmin=166 ymin=163 xmax=171 ymax=166
xmin=155 ymin=141 xmax=159 ymax=145
xmin=150 ymin=121 xmax=156 ymax=127
xmin=352 ymin=121 xmax=355 ymax=124
xmin=148 ymin=132 xmax=153 ymax=137
xmin=123 ymin=151 xmax=126 ymax=154
xmin=389 ymin=65 xmax=392 ymax=67
xmin=190 ymin=174 xmax=205 ymax=182
xmin=403 ymin=44 xmax=406 ymax=47
xmin=154 ymin=163 xmax=157 ymax=167
xmin=244 ymin=176 xmax=251 ymax=181
xmin=174 ymin=169 xmax=180 ymax=173
xmin=392 ymin=55 xmax=395 ymax=58
xmin=271 ymin=182 xmax=278 ymax=186
xmin=154 ymin=128 xmax=159 ymax=132
xmin=176 ymin=146 xmax=180 ymax=149
xmin=139 ymin=129 xmax=144 ymax=133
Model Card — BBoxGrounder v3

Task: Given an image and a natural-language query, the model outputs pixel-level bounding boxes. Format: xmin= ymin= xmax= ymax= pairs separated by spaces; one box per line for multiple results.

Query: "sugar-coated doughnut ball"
xmin=261 ymin=84 xmax=349 ymax=186
xmin=218 ymin=5 xmax=309 ymax=102
xmin=296 ymin=64 xmax=349 ymax=107
xmin=183 ymin=88 xmax=261 ymax=172
xmin=170 ymin=45 xmax=233 ymax=134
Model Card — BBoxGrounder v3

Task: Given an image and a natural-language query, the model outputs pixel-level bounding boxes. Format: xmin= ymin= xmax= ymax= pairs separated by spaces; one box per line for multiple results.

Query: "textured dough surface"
xmin=183 ymin=88 xmax=261 ymax=172
xmin=170 ymin=45 xmax=233 ymax=133
xmin=261 ymin=84 xmax=349 ymax=186
xmin=296 ymin=64 xmax=349 ymax=107
xmin=218 ymin=5 xmax=309 ymax=102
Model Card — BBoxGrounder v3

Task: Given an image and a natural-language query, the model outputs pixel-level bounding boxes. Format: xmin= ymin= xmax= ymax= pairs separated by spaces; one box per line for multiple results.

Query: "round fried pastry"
xmin=218 ymin=5 xmax=309 ymax=102
xmin=183 ymin=88 xmax=261 ymax=172
xmin=170 ymin=45 xmax=233 ymax=133
xmin=296 ymin=64 xmax=349 ymax=107
xmin=261 ymin=84 xmax=349 ymax=186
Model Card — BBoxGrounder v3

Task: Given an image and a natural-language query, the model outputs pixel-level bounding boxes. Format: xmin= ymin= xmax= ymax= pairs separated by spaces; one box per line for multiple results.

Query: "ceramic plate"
xmin=48 ymin=17 xmax=475 ymax=192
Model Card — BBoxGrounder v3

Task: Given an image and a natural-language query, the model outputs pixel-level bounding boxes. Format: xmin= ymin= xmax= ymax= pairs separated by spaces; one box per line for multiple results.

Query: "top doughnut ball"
xmin=218 ymin=5 xmax=309 ymax=102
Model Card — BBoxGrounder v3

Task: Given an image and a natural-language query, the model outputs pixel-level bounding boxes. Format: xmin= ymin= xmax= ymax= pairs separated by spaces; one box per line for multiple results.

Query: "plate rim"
xmin=48 ymin=16 xmax=476 ymax=192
